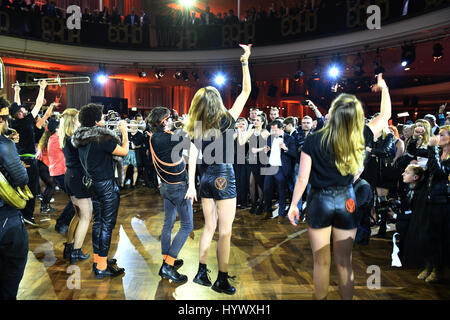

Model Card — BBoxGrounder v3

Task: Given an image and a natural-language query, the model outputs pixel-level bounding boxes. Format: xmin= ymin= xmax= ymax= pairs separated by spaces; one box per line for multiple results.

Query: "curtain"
xmin=66 ymin=83 xmax=91 ymax=109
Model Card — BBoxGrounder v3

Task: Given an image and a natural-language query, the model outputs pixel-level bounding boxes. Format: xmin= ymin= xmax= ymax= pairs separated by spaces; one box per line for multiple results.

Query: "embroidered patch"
xmin=345 ymin=198 xmax=356 ymax=213
xmin=214 ymin=177 xmax=227 ymax=190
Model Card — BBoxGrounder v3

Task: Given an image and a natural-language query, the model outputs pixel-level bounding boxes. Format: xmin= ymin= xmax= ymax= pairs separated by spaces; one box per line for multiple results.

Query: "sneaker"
xmin=24 ymin=217 xmax=39 ymax=227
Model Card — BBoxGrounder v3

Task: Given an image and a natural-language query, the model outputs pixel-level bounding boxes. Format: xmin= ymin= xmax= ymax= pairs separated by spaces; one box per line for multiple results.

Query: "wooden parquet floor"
xmin=18 ymin=187 xmax=450 ymax=300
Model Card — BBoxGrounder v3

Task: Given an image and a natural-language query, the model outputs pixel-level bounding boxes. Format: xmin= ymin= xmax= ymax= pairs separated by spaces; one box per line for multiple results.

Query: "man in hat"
xmin=10 ymin=80 xmax=47 ymax=226
xmin=0 ymin=96 xmax=29 ymax=300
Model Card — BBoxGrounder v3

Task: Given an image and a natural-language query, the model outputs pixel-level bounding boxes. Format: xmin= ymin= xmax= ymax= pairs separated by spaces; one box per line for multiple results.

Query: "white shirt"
xmin=269 ymin=136 xmax=283 ymax=167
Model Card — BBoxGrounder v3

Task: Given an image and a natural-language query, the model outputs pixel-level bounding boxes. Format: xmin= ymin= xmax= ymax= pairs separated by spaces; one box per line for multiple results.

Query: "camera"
xmin=388 ymin=199 xmax=401 ymax=214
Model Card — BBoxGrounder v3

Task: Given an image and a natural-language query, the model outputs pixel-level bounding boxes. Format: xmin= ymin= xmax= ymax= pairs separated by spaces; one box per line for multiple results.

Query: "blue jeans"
xmin=159 ymin=182 xmax=193 ymax=259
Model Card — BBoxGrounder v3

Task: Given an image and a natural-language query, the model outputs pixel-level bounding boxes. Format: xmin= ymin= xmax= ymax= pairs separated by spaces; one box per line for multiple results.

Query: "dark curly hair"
xmin=148 ymin=106 xmax=170 ymax=132
xmin=78 ymin=103 xmax=104 ymax=127
xmin=0 ymin=96 xmax=10 ymax=110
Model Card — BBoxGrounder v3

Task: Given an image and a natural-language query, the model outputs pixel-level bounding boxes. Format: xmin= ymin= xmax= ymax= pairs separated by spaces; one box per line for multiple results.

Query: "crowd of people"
xmin=0 ymin=45 xmax=449 ymax=300
xmin=0 ymin=0 xmax=151 ymax=26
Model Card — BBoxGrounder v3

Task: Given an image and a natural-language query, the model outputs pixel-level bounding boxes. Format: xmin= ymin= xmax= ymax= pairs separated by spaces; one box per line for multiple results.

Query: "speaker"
xmin=268 ymin=85 xmax=278 ymax=98
xmin=91 ymin=96 xmax=128 ymax=116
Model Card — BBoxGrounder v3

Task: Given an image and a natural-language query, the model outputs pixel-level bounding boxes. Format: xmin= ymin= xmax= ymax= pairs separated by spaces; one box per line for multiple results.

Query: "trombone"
xmin=12 ymin=75 xmax=91 ymax=88
xmin=106 ymin=121 xmax=146 ymax=132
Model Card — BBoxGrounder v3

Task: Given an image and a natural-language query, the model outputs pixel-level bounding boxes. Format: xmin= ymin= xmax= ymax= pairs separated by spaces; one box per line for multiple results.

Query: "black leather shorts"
xmin=65 ymin=167 xmax=91 ymax=199
xmin=200 ymin=164 xmax=236 ymax=200
xmin=305 ymin=185 xmax=358 ymax=230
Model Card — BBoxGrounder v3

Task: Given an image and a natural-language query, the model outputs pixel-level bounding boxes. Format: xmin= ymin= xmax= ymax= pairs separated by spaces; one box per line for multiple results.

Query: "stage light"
xmin=180 ymin=0 xmax=195 ymax=8
xmin=154 ymin=69 xmax=165 ymax=79
xmin=174 ymin=71 xmax=182 ymax=80
xmin=328 ymin=65 xmax=340 ymax=79
xmin=401 ymin=44 xmax=416 ymax=69
xmin=96 ymin=73 xmax=108 ymax=85
xmin=214 ymin=73 xmax=226 ymax=86
xmin=433 ymin=43 xmax=443 ymax=62
xmin=138 ymin=71 xmax=147 ymax=78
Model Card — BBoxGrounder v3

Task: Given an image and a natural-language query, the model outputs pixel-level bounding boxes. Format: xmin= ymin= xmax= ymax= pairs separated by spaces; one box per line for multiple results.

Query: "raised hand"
xmin=371 ymin=73 xmax=388 ymax=92
xmin=38 ymin=79 xmax=48 ymax=90
xmin=13 ymin=81 xmax=21 ymax=92
xmin=239 ymin=44 xmax=252 ymax=63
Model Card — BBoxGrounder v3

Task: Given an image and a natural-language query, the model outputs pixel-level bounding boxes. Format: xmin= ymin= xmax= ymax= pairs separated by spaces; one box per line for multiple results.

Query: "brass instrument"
xmin=5 ymin=128 xmax=19 ymax=143
xmin=12 ymin=75 xmax=91 ymax=88
xmin=106 ymin=121 xmax=146 ymax=132
xmin=0 ymin=171 xmax=33 ymax=209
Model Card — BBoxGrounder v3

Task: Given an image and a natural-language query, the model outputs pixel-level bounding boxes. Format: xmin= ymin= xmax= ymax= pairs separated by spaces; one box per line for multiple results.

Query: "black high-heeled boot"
xmin=70 ymin=248 xmax=90 ymax=264
xmin=193 ymin=263 xmax=212 ymax=287
xmin=212 ymin=271 xmax=236 ymax=295
xmin=63 ymin=242 xmax=74 ymax=260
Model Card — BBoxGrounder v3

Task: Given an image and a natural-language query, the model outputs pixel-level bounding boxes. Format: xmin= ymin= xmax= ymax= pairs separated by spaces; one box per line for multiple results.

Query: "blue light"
xmin=214 ymin=73 xmax=226 ymax=86
xmin=96 ymin=74 xmax=108 ymax=85
xmin=328 ymin=65 xmax=340 ymax=79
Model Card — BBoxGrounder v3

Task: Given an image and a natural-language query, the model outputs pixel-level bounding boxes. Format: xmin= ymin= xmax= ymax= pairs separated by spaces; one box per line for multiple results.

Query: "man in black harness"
xmin=148 ymin=107 xmax=193 ymax=283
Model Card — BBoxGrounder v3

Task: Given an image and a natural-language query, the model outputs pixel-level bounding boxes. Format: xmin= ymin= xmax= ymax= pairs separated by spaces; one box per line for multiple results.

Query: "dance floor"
xmin=18 ymin=187 xmax=450 ymax=300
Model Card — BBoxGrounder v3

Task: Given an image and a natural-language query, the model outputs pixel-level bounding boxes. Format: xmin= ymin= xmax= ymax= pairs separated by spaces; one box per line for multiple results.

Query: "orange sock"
xmin=162 ymin=254 xmax=168 ymax=261
xmin=94 ymin=254 xmax=99 ymax=264
xmin=165 ymin=256 xmax=175 ymax=266
xmin=97 ymin=256 xmax=108 ymax=271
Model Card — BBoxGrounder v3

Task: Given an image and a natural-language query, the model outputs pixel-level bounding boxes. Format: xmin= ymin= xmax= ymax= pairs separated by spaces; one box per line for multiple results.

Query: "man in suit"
xmin=262 ymin=120 xmax=297 ymax=223
xmin=247 ymin=107 xmax=259 ymax=130
xmin=125 ymin=7 xmax=139 ymax=26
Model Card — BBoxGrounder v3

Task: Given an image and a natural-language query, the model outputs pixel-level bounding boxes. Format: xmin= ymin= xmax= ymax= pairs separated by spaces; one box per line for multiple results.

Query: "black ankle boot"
xmin=70 ymin=248 xmax=90 ymax=264
xmin=193 ymin=263 xmax=212 ymax=287
xmin=94 ymin=263 xmax=125 ymax=279
xmin=212 ymin=271 xmax=236 ymax=295
xmin=249 ymin=202 xmax=257 ymax=214
xmin=63 ymin=242 xmax=74 ymax=260
xmin=255 ymin=203 xmax=264 ymax=215
xmin=158 ymin=262 xmax=188 ymax=283
xmin=92 ymin=258 xmax=118 ymax=272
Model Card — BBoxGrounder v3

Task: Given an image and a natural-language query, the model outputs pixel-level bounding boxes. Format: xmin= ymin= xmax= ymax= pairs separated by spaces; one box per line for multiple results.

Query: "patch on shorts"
xmin=345 ymin=198 xmax=356 ymax=213
xmin=214 ymin=177 xmax=227 ymax=190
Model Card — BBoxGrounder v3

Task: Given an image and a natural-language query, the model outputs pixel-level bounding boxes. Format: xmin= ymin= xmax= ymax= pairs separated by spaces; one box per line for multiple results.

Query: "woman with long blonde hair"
xmin=406 ymin=119 xmax=432 ymax=168
xmin=184 ymin=44 xmax=252 ymax=295
xmin=288 ymin=73 xmax=391 ymax=300
xmin=59 ymin=108 xmax=93 ymax=263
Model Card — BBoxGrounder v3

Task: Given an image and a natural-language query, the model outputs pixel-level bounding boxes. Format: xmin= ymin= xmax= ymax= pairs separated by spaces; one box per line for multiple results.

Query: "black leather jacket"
xmin=0 ymin=135 xmax=29 ymax=209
